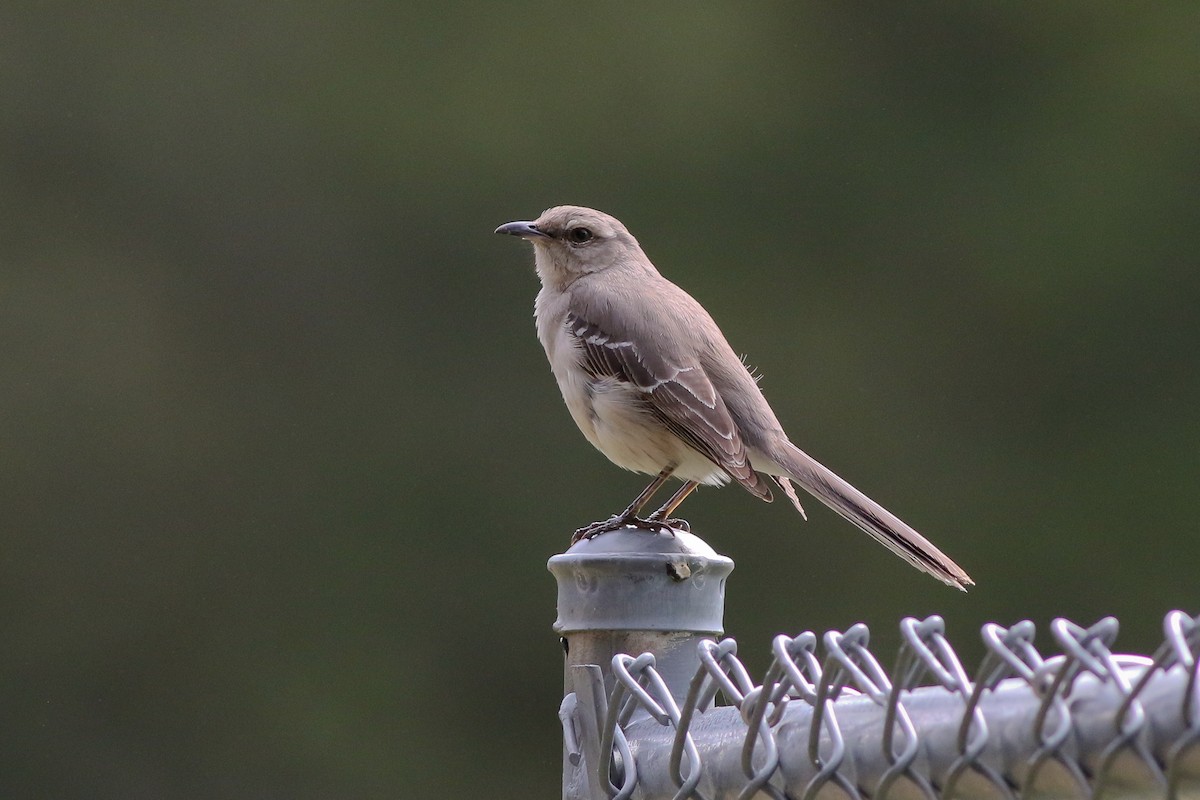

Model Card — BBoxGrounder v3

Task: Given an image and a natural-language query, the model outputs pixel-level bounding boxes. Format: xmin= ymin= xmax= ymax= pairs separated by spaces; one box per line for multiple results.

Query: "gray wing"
xmin=565 ymin=312 xmax=772 ymax=501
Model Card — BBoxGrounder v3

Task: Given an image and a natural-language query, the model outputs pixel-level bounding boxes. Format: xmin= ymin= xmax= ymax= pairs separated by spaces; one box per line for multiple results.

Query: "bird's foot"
xmin=570 ymin=514 xmax=685 ymax=544
xmin=649 ymin=516 xmax=690 ymax=533
xmin=571 ymin=515 xmax=626 ymax=543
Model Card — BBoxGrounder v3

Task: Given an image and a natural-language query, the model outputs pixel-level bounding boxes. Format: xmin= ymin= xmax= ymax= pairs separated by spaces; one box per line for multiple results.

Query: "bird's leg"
xmin=646 ymin=481 xmax=699 ymax=533
xmin=572 ymin=469 xmax=674 ymax=543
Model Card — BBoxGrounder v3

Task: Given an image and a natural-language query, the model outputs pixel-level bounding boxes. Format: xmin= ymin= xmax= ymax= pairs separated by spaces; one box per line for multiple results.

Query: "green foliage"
xmin=1 ymin=3 xmax=1197 ymax=797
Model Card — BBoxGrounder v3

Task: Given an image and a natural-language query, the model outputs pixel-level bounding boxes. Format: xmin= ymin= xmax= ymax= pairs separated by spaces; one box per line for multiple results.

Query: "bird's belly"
xmin=557 ymin=372 xmax=728 ymax=486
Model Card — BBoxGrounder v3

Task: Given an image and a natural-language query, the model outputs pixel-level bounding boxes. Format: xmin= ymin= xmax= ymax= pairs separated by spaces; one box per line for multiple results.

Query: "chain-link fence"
xmin=550 ymin=530 xmax=1199 ymax=799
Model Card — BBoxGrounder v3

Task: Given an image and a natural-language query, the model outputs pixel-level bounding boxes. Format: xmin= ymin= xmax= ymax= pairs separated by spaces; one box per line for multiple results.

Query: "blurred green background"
xmin=2 ymin=2 xmax=1198 ymax=797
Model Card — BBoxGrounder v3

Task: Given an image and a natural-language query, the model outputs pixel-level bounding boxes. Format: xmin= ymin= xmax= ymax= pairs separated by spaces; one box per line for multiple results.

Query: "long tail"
xmin=771 ymin=441 xmax=974 ymax=590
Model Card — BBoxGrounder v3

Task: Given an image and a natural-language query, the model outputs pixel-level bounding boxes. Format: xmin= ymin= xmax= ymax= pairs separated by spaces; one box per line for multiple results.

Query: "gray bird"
xmin=496 ymin=206 xmax=973 ymax=590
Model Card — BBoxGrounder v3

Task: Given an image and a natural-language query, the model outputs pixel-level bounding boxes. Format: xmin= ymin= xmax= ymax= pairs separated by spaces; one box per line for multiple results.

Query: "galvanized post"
xmin=549 ymin=528 xmax=734 ymax=799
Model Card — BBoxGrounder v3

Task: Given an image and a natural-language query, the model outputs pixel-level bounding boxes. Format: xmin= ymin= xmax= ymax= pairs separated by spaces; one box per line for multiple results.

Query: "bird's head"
xmin=495 ymin=206 xmax=643 ymax=289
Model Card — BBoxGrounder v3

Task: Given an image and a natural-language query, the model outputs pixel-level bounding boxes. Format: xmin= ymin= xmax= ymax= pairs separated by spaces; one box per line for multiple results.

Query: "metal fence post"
xmin=549 ymin=529 xmax=734 ymax=799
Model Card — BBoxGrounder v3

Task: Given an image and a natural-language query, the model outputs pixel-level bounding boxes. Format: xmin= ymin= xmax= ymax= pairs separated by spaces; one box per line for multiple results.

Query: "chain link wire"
xmin=566 ymin=610 xmax=1200 ymax=799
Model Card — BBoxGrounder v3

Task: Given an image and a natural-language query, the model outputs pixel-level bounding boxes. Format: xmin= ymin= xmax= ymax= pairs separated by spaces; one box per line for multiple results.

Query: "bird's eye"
xmin=567 ymin=227 xmax=594 ymax=244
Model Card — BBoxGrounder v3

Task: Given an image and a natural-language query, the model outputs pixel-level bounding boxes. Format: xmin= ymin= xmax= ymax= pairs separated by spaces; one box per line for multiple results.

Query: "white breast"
xmin=535 ymin=288 xmax=729 ymax=486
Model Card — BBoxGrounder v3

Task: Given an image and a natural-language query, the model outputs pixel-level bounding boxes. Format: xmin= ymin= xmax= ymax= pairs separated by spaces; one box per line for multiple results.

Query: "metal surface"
xmin=549 ymin=528 xmax=733 ymax=636
xmin=550 ymin=528 xmax=734 ymax=703
xmin=551 ymin=531 xmax=1200 ymax=799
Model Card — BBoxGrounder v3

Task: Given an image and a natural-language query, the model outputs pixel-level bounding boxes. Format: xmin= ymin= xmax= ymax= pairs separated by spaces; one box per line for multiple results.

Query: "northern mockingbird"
xmin=496 ymin=206 xmax=973 ymax=590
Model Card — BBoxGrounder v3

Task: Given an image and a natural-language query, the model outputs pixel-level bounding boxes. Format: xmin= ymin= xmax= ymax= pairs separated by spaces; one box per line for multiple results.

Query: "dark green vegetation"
xmin=2 ymin=3 xmax=1197 ymax=797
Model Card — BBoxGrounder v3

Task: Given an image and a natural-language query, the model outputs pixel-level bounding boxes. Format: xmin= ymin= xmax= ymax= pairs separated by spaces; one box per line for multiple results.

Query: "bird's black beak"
xmin=494 ymin=220 xmax=550 ymax=240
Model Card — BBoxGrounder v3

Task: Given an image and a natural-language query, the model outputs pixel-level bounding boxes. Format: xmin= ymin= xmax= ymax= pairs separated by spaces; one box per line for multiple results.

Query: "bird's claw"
xmin=570 ymin=514 xmax=689 ymax=544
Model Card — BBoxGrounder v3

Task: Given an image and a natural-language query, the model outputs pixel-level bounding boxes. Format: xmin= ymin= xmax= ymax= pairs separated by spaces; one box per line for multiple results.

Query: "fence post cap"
xmin=548 ymin=529 xmax=733 ymax=634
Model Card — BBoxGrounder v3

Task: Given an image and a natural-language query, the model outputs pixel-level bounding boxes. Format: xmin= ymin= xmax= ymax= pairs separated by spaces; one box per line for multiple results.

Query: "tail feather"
xmin=773 ymin=442 xmax=973 ymax=591
xmin=772 ymin=475 xmax=807 ymax=520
